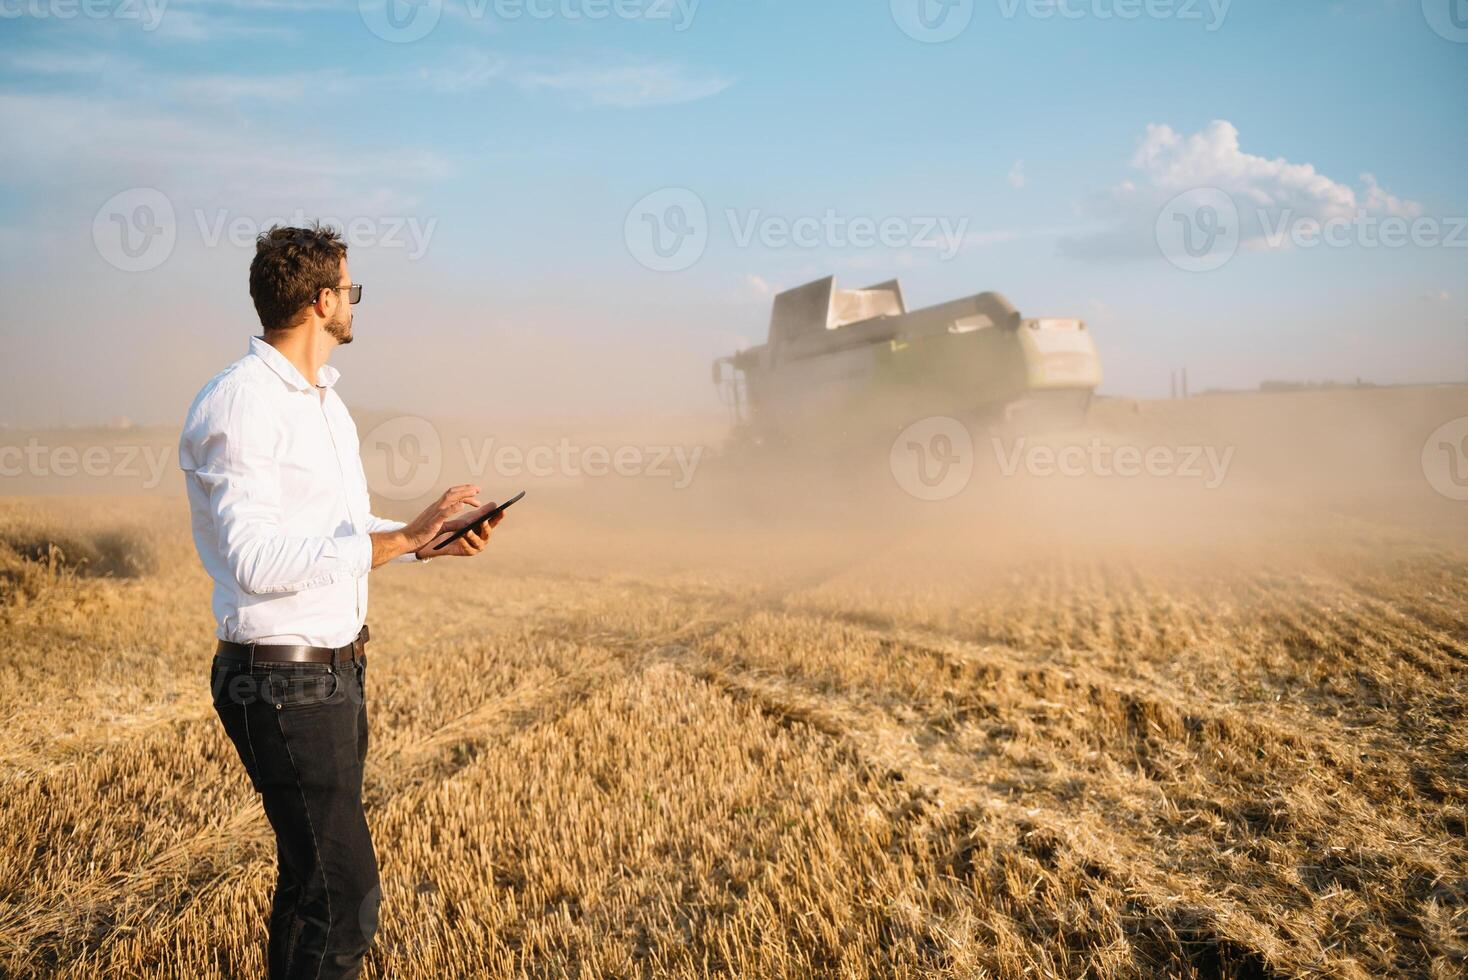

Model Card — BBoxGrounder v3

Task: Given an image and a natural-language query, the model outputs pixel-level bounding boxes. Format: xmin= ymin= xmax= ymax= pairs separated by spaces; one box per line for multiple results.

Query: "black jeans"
xmin=211 ymin=652 xmax=380 ymax=980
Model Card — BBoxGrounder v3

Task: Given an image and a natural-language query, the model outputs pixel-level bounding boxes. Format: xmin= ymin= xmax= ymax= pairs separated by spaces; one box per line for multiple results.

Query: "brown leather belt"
xmin=215 ymin=624 xmax=369 ymax=667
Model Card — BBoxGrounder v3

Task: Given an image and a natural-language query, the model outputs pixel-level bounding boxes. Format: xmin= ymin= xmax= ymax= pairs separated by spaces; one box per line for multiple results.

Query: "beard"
xmin=325 ymin=308 xmax=353 ymax=345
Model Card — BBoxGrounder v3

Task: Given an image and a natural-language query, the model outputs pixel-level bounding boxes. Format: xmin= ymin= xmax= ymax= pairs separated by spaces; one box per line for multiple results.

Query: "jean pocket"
xmin=264 ymin=666 xmax=342 ymax=710
xmin=212 ymin=664 xmax=342 ymax=709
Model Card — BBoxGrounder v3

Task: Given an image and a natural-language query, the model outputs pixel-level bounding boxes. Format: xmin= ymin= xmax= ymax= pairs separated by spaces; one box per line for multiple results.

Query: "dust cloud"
xmin=371 ymin=381 xmax=1468 ymax=594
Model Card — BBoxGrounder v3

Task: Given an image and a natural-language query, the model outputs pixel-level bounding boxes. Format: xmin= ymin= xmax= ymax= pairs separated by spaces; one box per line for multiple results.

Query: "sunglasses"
xmin=319 ymin=284 xmax=363 ymax=305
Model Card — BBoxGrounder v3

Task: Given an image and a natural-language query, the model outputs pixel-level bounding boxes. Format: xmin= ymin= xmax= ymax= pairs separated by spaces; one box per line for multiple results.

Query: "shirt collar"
xmin=249 ymin=335 xmax=340 ymax=391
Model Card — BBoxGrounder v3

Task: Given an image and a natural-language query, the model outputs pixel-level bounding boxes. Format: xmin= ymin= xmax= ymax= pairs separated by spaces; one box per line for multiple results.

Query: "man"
xmin=179 ymin=223 xmax=503 ymax=979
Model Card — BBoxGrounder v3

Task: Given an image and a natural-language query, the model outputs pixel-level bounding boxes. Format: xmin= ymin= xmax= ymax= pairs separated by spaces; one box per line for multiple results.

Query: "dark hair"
xmin=249 ymin=223 xmax=348 ymax=333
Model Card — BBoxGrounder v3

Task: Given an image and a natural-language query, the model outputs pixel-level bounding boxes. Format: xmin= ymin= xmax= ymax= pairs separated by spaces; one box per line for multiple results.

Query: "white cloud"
xmin=174 ymin=73 xmax=335 ymax=103
xmin=427 ymin=54 xmax=732 ymax=108
xmin=169 ymin=0 xmax=347 ymax=9
xmin=1007 ymin=159 xmax=1027 ymax=189
xmin=0 ymin=40 xmax=733 ymax=260
xmin=417 ymin=51 xmax=508 ymax=94
xmin=180 ymin=50 xmax=731 ymax=109
xmin=510 ymin=62 xmax=732 ymax=108
xmin=962 ymin=229 xmax=1024 ymax=248
xmin=1060 ymin=120 xmax=1422 ymax=259
xmin=68 ymin=45 xmax=731 ymax=110
xmin=1359 ymin=172 xmax=1422 ymax=219
xmin=743 ymin=275 xmax=778 ymax=298
xmin=145 ymin=9 xmax=302 ymax=41
xmin=2 ymin=50 xmax=126 ymax=75
xmin=0 ymin=92 xmax=450 ymax=214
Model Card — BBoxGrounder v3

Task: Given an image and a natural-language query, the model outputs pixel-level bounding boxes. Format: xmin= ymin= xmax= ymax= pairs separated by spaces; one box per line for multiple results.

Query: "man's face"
xmin=324 ymin=257 xmax=353 ymax=346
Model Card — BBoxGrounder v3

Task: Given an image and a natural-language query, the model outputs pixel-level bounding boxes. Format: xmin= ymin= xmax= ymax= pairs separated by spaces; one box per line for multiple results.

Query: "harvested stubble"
xmin=0 ymin=484 xmax=1464 ymax=979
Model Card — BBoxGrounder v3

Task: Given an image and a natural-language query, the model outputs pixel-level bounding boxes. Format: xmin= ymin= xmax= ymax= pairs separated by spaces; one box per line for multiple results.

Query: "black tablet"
xmin=430 ymin=490 xmax=525 ymax=551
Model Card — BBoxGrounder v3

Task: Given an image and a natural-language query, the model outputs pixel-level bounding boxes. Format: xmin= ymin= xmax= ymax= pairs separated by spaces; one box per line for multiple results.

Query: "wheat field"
xmin=1 ymin=389 xmax=1466 ymax=979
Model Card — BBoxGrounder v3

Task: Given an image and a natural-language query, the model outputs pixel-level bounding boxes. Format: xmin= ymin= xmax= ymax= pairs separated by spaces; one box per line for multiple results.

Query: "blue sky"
xmin=1 ymin=0 xmax=1465 ymax=427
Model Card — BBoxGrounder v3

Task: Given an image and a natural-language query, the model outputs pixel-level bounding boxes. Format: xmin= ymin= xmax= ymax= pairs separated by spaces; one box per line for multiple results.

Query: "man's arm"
xmin=364 ymin=514 xmax=421 ymax=565
xmin=185 ymin=384 xmax=403 ymax=594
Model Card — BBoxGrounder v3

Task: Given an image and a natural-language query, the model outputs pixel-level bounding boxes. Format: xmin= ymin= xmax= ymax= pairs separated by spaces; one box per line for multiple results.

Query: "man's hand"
xmin=416 ymin=504 xmax=506 ymax=559
xmin=367 ymin=485 xmax=508 ymax=568
xmin=400 ymin=484 xmax=483 ymax=552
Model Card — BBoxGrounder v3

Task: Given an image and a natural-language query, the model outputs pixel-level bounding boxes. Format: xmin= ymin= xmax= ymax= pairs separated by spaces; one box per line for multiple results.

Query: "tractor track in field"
xmin=672 ymin=635 xmax=1463 ymax=980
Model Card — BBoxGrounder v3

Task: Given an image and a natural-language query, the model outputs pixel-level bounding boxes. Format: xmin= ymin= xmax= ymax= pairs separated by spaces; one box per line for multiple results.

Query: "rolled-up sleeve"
xmin=364 ymin=513 xmax=420 ymax=563
xmin=183 ymin=384 xmax=373 ymax=594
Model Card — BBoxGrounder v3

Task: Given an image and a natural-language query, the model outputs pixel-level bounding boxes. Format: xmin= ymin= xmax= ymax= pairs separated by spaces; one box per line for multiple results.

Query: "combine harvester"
xmin=713 ymin=276 xmax=1102 ymax=452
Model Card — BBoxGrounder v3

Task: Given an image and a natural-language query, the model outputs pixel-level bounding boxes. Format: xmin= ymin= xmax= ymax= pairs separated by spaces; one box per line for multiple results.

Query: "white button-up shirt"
xmin=179 ymin=335 xmax=418 ymax=648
